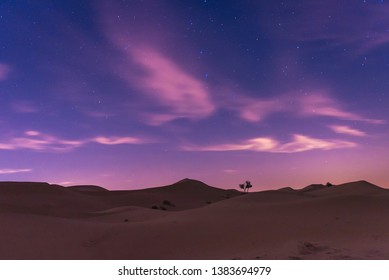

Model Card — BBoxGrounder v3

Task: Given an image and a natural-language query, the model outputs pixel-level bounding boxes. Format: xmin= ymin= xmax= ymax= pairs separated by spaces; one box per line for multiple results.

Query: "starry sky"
xmin=1 ymin=0 xmax=388 ymax=190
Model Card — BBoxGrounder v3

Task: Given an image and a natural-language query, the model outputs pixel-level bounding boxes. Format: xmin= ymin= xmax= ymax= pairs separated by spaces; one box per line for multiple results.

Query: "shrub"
xmin=162 ymin=200 xmax=175 ymax=207
xmin=239 ymin=180 xmax=253 ymax=192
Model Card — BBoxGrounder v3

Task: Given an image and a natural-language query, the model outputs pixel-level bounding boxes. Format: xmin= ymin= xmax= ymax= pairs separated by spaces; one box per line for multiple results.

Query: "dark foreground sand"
xmin=0 ymin=179 xmax=388 ymax=259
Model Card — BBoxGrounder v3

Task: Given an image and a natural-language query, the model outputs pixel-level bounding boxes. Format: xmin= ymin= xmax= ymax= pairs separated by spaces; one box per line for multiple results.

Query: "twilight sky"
xmin=1 ymin=0 xmax=388 ymax=190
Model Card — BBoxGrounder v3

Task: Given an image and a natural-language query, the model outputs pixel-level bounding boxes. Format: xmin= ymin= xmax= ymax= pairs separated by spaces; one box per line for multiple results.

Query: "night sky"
xmin=1 ymin=0 xmax=388 ymax=190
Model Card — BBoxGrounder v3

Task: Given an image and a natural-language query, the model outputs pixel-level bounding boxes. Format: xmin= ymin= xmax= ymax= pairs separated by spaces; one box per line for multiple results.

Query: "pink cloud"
xmin=142 ymin=114 xmax=180 ymax=126
xmin=0 ymin=63 xmax=10 ymax=81
xmin=11 ymin=133 xmax=84 ymax=151
xmin=25 ymin=130 xmax=41 ymax=136
xmin=0 ymin=168 xmax=32 ymax=175
xmin=183 ymin=134 xmax=356 ymax=153
xmin=238 ymin=98 xmax=285 ymax=122
xmin=93 ymin=136 xmax=142 ymax=145
xmin=129 ymin=47 xmax=215 ymax=124
xmin=236 ymin=91 xmax=384 ymax=124
xmin=300 ymin=93 xmax=385 ymax=124
xmin=98 ymin=4 xmax=215 ymax=125
xmin=300 ymin=93 xmax=358 ymax=119
xmin=329 ymin=125 xmax=366 ymax=137
xmin=223 ymin=169 xmax=238 ymax=173
xmin=100 ymin=20 xmax=215 ymax=124
xmin=0 ymin=131 xmax=149 ymax=152
xmin=276 ymin=134 xmax=357 ymax=153
xmin=184 ymin=137 xmax=278 ymax=152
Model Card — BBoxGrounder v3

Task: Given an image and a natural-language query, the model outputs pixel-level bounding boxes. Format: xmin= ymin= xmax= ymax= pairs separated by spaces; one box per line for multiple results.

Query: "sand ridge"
xmin=0 ymin=179 xmax=388 ymax=259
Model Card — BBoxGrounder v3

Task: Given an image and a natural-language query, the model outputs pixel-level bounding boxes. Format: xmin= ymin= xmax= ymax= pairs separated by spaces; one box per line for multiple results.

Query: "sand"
xmin=0 ymin=179 xmax=388 ymax=259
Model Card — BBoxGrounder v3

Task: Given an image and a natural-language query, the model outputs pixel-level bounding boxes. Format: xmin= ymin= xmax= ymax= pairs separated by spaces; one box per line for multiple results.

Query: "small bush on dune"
xmin=162 ymin=200 xmax=175 ymax=207
xmin=151 ymin=203 xmax=172 ymax=211
xmin=239 ymin=180 xmax=253 ymax=192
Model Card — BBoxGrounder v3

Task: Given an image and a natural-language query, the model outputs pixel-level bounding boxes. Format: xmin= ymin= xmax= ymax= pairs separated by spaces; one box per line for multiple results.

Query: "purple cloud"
xmin=300 ymin=93 xmax=385 ymax=124
xmin=183 ymin=134 xmax=357 ymax=153
xmin=235 ymin=90 xmax=384 ymax=124
xmin=97 ymin=3 xmax=216 ymax=125
xmin=237 ymin=98 xmax=285 ymax=122
xmin=0 ymin=63 xmax=10 ymax=81
xmin=276 ymin=134 xmax=357 ymax=153
xmin=184 ymin=137 xmax=278 ymax=152
xmin=128 ymin=47 xmax=215 ymax=124
xmin=329 ymin=125 xmax=366 ymax=137
xmin=0 ymin=168 xmax=32 ymax=175
xmin=0 ymin=131 xmax=150 ymax=152
xmin=93 ymin=136 xmax=142 ymax=145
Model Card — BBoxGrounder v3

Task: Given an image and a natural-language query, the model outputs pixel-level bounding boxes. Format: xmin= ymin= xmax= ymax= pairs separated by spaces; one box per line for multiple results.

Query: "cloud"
xmin=25 ymin=131 xmax=41 ymax=136
xmin=183 ymin=134 xmax=357 ymax=153
xmin=299 ymin=93 xmax=359 ymax=119
xmin=185 ymin=137 xmax=278 ymax=152
xmin=11 ymin=101 xmax=39 ymax=114
xmin=238 ymin=99 xmax=285 ymax=122
xmin=0 ymin=63 xmax=10 ymax=81
xmin=142 ymin=114 xmax=181 ymax=126
xmin=93 ymin=136 xmax=142 ymax=145
xmin=223 ymin=169 xmax=238 ymax=173
xmin=97 ymin=2 xmax=216 ymax=125
xmin=100 ymin=11 xmax=215 ymax=125
xmin=299 ymin=93 xmax=384 ymax=123
xmin=0 ymin=131 xmax=149 ymax=152
xmin=276 ymin=134 xmax=357 ymax=153
xmin=329 ymin=125 xmax=366 ymax=137
xmin=236 ymin=91 xmax=384 ymax=124
xmin=128 ymin=47 xmax=215 ymax=124
xmin=0 ymin=168 xmax=32 ymax=175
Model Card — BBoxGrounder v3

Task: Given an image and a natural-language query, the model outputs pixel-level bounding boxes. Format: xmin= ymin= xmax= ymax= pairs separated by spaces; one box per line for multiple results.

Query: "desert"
xmin=0 ymin=179 xmax=388 ymax=260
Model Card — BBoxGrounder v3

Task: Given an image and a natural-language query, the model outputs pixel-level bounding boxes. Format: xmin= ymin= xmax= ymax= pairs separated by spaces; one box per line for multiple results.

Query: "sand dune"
xmin=83 ymin=178 xmax=240 ymax=211
xmin=68 ymin=185 xmax=109 ymax=192
xmin=0 ymin=182 xmax=107 ymax=217
xmin=305 ymin=180 xmax=386 ymax=197
xmin=0 ymin=179 xmax=388 ymax=259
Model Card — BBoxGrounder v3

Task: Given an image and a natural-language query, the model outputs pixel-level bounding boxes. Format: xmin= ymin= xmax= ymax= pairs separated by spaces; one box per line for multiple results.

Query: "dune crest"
xmin=0 ymin=179 xmax=388 ymax=259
